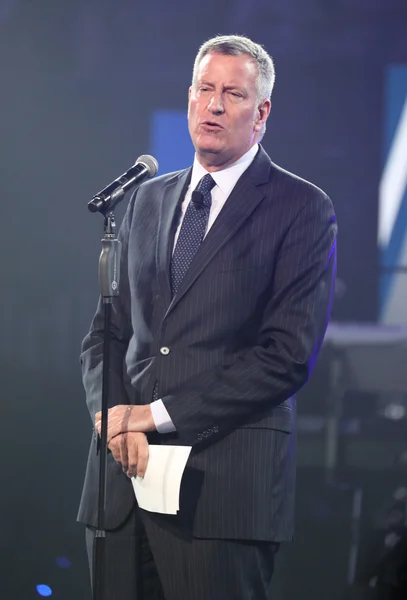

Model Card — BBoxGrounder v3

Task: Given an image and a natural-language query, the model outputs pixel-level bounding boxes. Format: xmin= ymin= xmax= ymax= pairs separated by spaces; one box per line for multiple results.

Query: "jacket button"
xmin=160 ymin=346 xmax=170 ymax=355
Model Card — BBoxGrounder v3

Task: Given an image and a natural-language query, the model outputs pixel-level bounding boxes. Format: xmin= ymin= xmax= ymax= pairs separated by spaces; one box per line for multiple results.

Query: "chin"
xmin=194 ymin=132 xmax=223 ymax=151
xmin=196 ymin=139 xmax=223 ymax=155
xmin=199 ymin=146 xmax=222 ymax=156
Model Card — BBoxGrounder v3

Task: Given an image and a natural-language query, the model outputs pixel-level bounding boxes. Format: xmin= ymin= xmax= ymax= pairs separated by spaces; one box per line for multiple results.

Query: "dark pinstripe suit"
xmin=78 ymin=145 xmax=337 ymax=597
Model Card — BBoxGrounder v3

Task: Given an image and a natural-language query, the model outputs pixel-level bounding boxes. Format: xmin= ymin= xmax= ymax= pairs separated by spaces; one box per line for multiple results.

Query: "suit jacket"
xmin=77 ymin=145 xmax=337 ymax=542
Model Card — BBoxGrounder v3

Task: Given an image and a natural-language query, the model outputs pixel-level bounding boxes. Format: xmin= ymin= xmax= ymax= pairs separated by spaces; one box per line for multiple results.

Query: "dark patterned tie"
xmin=170 ymin=173 xmax=216 ymax=296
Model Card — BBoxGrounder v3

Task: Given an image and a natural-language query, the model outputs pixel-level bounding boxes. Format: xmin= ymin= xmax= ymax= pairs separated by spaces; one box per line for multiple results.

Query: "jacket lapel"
xmin=165 ymin=147 xmax=272 ymax=318
xmin=156 ymin=168 xmax=192 ymax=308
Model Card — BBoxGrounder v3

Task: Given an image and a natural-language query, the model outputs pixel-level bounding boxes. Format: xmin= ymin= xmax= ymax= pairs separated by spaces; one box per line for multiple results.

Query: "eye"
xmin=228 ymin=91 xmax=244 ymax=99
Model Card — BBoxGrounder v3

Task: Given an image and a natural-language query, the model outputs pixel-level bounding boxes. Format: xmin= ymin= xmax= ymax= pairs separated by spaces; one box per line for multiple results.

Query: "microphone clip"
xmin=191 ymin=190 xmax=204 ymax=209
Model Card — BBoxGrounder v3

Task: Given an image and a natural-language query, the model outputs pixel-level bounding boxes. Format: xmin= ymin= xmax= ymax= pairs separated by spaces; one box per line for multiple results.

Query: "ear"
xmin=254 ymin=99 xmax=271 ymax=132
xmin=188 ymin=86 xmax=192 ymax=101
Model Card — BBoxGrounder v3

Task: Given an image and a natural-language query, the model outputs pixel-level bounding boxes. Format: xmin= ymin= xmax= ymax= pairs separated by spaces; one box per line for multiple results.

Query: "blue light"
xmin=36 ymin=584 xmax=52 ymax=597
xmin=150 ymin=109 xmax=194 ymax=174
xmin=56 ymin=556 xmax=71 ymax=569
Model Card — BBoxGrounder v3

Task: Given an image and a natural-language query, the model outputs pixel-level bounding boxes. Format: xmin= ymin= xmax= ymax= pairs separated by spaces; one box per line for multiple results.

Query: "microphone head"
xmin=136 ymin=154 xmax=159 ymax=177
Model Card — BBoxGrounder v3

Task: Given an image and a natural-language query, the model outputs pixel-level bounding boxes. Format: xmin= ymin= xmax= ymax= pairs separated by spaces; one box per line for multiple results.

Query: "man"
xmin=78 ymin=34 xmax=337 ymax=599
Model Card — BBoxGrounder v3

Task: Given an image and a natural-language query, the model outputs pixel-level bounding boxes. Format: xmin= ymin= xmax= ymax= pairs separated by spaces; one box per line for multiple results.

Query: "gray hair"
xmin=192 ymin=35 xmax=275 ymax=101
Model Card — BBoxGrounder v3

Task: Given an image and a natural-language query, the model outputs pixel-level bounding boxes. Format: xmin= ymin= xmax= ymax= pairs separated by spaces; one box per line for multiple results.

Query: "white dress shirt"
xmin=150 ymin=144 xmax=259 ymax=433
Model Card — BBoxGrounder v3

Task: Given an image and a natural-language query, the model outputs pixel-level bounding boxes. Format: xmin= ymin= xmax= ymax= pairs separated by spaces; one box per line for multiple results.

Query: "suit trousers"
xmin=86 ymin=504 xmax=279 ymax=600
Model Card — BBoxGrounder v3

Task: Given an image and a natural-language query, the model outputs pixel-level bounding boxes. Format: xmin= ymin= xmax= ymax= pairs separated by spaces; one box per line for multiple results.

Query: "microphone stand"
xmin=86 ymin=156 xmax=157 ymax=598
xmin=93 ymin=210 xmax=121 ymax=600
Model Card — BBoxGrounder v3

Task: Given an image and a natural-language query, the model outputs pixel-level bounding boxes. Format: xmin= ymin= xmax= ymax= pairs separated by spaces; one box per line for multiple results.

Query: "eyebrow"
xmin=224 ymin=85 xmax=246 ymax=92
xmin=198 ymin=80 xmax=246 ymax=93
xmin=197 ymin=80 xmax=215 ymax=87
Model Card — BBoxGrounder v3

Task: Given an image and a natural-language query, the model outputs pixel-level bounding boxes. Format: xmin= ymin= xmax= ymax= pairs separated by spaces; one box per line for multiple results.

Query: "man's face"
xmin=188 ymin=52 xmax=270 ymax=171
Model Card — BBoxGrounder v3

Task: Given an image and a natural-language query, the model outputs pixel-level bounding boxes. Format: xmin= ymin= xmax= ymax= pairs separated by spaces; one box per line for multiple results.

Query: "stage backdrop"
xmin=1 ymin=1 xmax=407 ymax=598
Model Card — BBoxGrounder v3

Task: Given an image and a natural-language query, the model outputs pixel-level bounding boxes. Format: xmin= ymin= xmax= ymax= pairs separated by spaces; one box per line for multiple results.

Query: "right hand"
xmin=108 ymin=431 xmax=149 ymax=479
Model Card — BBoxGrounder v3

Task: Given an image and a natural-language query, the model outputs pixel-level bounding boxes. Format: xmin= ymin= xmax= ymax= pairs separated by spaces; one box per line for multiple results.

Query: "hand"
xmin=95 ymin=404 xmax=155 ymax=443
xmin=108 ymin=432 xmax=149 ymax=478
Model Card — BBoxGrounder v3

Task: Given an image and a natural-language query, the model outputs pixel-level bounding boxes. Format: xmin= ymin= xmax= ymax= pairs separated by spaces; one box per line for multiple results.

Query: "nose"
xmin=208 ymin=93 xmax=224 ymax=115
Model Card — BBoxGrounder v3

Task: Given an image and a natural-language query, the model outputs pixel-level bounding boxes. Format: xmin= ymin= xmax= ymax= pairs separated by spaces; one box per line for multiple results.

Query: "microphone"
xmin=88 ymin=154 xmax=159 ymax=214
xmin=191 ymin=190 xmax=204 ymax=209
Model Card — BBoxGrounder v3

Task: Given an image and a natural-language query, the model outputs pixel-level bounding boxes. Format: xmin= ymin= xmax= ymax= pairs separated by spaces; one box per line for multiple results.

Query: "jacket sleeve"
xmin=162 ymin=192 xmax=337 ymax=446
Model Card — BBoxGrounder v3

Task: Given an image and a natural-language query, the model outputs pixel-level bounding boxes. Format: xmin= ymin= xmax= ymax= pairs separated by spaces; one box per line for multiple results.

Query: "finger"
xmin=126 ymin=436 xmax=139 ymax=479
xmin=107 ymin=421 xmax=125 ymax=443
xmin=105 ymin=417 xmax=121 ymax=443
xmin=106 ymin=407 xmax=128 ymax=442
xmin=119 ymin=433 xmax=129 ymax=474
xmin=95 ymin=412 xmax=101 ymax=434
xmin=108 ymin=437 xmax=122 ymax=465
xmin=136 ymin=439 xmax=149 ymax=478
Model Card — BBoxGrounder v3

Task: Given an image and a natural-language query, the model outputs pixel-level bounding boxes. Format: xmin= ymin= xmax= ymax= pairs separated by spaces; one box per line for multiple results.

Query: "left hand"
xmin=109 ymin=432 xmax=150 ymax=478
xmin=95 ymin=404 xmax=156 ymax=443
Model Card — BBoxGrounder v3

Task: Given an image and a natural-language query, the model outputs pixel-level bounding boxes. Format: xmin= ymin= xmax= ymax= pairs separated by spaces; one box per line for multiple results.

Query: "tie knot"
xmin=196 ymin=173 xmax=216 ymax=194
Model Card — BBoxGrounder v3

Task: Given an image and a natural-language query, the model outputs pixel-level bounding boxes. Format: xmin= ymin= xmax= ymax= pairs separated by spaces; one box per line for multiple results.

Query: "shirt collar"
xmin=190 ymin=144 xmax=259 ymax=197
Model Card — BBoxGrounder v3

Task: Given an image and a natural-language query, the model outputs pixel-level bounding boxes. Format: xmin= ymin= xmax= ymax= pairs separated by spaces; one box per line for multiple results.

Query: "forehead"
xmin=195 ymin=52 xmax=258 ymax=86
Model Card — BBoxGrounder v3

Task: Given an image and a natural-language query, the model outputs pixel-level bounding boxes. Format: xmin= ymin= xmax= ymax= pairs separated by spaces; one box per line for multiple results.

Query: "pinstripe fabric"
xmin=85 ymin=508 xmax=166 ymax=600
xmin=143 ymin=510 xmax=278 ymax=600
xmin=78 ymin=146 xmax=337 ymax=546
xmin=85 ymin=506 xmax=278 ymax=600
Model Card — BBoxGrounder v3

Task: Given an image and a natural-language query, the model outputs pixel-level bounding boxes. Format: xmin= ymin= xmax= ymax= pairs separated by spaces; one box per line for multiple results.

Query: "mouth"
xmin=200 ymin=121 xmax=224 ymax=131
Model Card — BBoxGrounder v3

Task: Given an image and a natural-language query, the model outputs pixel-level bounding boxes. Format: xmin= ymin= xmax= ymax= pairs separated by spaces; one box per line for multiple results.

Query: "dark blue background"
xmin=1 ymin=1 xmax=406 ymax=598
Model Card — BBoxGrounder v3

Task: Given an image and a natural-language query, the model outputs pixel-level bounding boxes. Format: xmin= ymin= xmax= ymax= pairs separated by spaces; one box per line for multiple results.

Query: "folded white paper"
xmin=131 ymin=445 xmax=192 ymax=514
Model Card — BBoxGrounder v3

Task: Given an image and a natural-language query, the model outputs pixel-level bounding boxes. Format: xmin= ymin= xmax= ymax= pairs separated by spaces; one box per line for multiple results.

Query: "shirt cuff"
xmin=150 ymin=399 xmax=177 ymax=433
